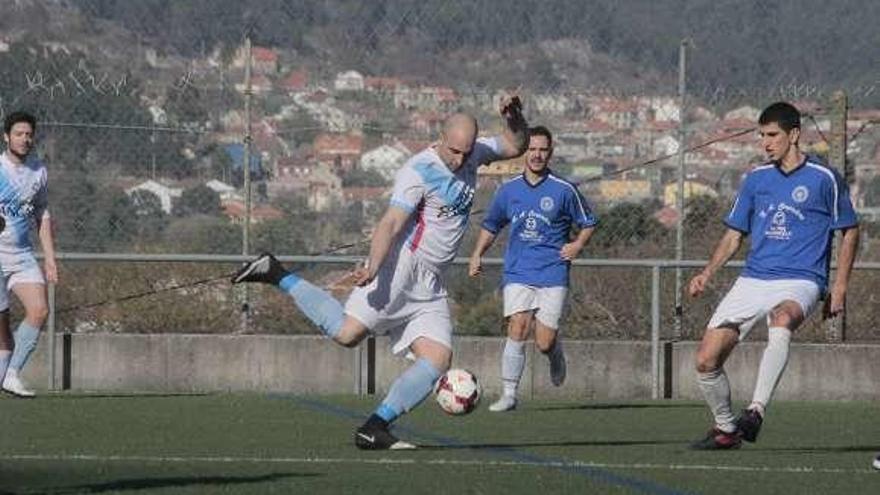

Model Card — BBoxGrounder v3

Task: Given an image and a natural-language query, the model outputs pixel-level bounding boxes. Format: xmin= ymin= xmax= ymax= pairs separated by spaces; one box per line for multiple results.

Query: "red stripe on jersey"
xmin=409 ymin=200 xmax=426 ymax=252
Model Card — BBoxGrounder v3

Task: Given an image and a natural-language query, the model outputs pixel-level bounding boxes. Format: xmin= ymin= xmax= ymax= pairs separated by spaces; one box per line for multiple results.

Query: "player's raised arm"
xmin=494 ymin=94 xmax=529 ymax=160
xmin=688 ymin=228 xmax=744 ymax=298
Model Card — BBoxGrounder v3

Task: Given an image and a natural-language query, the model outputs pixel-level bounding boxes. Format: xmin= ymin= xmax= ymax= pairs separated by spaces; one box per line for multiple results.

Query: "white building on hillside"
xmin=125 ymin=180 xmax=183 ymax=214
xmin=360 ymin=144 xmax=409 ymax=180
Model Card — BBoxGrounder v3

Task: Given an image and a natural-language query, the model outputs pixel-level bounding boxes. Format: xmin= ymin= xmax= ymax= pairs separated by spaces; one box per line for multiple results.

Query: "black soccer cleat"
xmin=736 ymin=408 xmax=764 ymax=443
xmin=231 ymin=252 xmax=287 ymax=285
xmin=689 ymin=427 xmax=742 ymax=450
xmin=354 ymin=423 xmax=416 ymax=450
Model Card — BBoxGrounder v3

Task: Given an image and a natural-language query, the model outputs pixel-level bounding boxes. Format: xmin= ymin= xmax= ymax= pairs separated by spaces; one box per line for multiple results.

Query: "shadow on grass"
xmin=420 ymin=438 xmax=683 ymax=450
xmin=14 ymin=472 xmax=320 ymax=494
xmin=534 ymin=402 xmax=704 ymax=412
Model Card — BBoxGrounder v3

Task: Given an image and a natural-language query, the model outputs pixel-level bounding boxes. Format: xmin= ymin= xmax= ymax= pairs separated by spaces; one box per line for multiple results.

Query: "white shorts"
xmin=345 ymin=248 xmax=451 ymax=355
xmin=0 ymin=253 xmax=45 ymax=311
xmin=503 ymin=283 xmax=568 ymax=330
xmin=707 ymin=277 xmax=821 ymax=340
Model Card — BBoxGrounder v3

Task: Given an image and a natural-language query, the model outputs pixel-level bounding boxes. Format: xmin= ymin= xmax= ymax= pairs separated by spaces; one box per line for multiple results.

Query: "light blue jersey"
xmin=0 ymin=152 xmax=48 ymax=258
xmin=482 ymin=171 xmax=598 ymax=287
xmin=390 ymin=137 xmax=501 ymax=270
xmin=726 ymin=157 xmax=857 ymax=292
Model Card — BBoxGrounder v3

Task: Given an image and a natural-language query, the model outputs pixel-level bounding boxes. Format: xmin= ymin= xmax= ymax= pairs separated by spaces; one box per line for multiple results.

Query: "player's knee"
xmin=768 ymin=310 xmax=794 ymax=329
xmin=26 ymin=305 xmax=48 ymax=325
xmin=536 ymin=338 xmax=554 ymax=354
xmin=695 ymin=352 xmax=722 ymax=374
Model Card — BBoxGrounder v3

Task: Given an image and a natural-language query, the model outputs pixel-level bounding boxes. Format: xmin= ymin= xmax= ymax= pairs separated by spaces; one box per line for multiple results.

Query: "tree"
xmin=341 ymin=168 xmax=389 ymax=188
xmin=590 ymin=202 xmax=666 ymax=252
xmin=173 ymin=185 xmax=222 ymax=217
xmin=863 ymin=176 xmax=880 ymax=207
xmin=163 ymin=215 xmax=240 ymax=254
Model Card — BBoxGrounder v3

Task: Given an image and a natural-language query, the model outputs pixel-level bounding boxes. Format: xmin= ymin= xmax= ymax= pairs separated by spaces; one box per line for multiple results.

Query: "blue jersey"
xmin=725 ymin=157 xmax=858 ymax=292
xmin=482 ymin=171 xmax=598 ymax=287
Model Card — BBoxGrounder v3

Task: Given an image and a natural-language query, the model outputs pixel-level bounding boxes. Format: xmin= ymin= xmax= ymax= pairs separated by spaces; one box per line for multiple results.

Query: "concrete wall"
xmin=16 ymin=333 xmax=880 ymax=400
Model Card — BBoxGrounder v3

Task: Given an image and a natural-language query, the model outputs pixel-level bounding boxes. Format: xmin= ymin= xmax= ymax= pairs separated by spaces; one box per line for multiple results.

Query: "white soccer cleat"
xmin=549 ymin=345 xmax=567 ymax=386
xmin=2 ymin=369 xmax=35 ymax=398
xmin=488 ymin=395 xmax=517 ymax=412
xmin=873 ymin=454 xmax=880 ymax=471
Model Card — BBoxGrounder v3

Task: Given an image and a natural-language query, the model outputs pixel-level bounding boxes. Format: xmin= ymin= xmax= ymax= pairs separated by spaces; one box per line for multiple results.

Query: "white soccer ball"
xmin=434 ymin=368 xmax=481 ymax=415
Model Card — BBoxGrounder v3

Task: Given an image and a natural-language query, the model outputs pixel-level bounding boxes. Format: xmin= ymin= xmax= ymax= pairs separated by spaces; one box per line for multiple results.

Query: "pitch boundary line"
xmin=3 ymin=453 xmax=874 ymax=475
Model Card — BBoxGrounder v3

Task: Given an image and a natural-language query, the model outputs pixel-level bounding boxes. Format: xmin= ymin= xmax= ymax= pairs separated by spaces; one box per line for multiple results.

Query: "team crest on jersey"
xmin=791 ymin=185 xmax=809 ymax=203
xmin=540 ymin=197 xmax=554 ymax=211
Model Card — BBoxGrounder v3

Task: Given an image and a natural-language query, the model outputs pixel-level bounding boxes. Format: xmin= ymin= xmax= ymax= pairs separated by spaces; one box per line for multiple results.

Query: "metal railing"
xmin=40 ymin=253 xmax=880 ymax=397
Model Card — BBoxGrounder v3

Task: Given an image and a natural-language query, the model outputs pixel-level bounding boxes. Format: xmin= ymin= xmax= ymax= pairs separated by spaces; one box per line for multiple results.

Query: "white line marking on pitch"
xmin=2 ymin=453 xmax=875 ymax=475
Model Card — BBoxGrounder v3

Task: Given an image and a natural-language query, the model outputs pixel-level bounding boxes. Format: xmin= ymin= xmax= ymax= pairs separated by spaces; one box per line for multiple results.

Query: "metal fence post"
xmin=827 ymin=90 xmax=848 ymax=342
xmin=47 ymin=282 xmax=56 ymax=391
xmin=651 ymin=265 xmax=661 ymax=400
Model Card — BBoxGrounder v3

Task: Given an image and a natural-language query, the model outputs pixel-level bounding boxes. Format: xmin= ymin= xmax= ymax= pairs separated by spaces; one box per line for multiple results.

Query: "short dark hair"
xmin=4 ymin=111 xmax=37 ymax=135
xmin=758 ymin=102 xmax=800 ymax=132
xmin=528 ymin=125 xmax=553 ymax=147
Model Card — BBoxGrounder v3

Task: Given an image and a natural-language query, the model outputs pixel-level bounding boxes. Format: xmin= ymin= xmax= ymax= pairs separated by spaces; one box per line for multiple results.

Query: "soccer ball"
xmin=434 ymin=368 xmax=481 ymax=415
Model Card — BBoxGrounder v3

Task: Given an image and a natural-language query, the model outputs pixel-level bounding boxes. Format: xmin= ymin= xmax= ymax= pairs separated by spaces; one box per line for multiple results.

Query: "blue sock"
xmin=375 ymin=358 xmax=442 ymax=424
xmin=10 ymin=321 xmax=40 ymax=371
xmin=280 ymin=275 xmax=343 ymax=338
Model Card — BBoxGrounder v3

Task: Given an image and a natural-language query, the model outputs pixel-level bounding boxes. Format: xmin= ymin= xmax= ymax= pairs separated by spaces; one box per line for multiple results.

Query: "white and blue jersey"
xmin=390 ymin=137 xmax=502 ymax=270
xmin=726 ymin=157 xmax=857 ymax=292
xmin=482 ymin=171 xmax=598 ymax=287
xmin=0 ymin=153 xmax=49 ymax=260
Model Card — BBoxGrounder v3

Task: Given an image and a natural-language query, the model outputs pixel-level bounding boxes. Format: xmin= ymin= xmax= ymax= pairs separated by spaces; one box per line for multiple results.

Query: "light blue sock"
xmin=10 ymin=321 xmax=40 ymax=371
xmin=279 ymin=274 xmax=344 ymax=338
xmin=375 ymin=358 xmax=442 ymax=423
xmin=0 ymin=349 xmax=10 ymax=382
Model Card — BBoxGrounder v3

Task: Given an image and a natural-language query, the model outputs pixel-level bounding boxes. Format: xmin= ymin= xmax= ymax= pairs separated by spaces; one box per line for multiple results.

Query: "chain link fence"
xmin=1 ymin=0 xmax=879 ymax=341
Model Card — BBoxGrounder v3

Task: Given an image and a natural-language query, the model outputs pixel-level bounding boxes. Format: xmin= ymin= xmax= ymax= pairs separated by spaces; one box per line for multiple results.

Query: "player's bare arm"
xmin=688 ymin=228 xmax=744 ymax=298
xmin=36 ymin=213 xmax=58 ymax=284
xmin=495 ymin=94 xmax=529 ymax=160
xmin=352 ymin=206 xmax=412 ymax=286
xmin=560 ymin=226 xmax=595 ymax=261
xmin=824 ymin=225 xmax=860 ymax=318
xmin=468 ymin=228 xmax=498 ymax=277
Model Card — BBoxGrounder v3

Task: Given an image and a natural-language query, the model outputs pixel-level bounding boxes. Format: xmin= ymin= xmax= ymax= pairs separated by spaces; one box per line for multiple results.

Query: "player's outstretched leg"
xmin=489 ymin=338 xmax=524 ymax=412
xmin=232 ymin=253 xmax=345 ymax=339
xmin=739 ymin=326 xmax=791 ymax=443
xmin=4 ymin=322 xmax=41 ymax=397
xmin=692 ymin=328 xmax=742 ymax=450
xmin=356 ymin=339 xmax=447 ymax=450
xmin=535 ymin=311 xmax=566 ymax=387
xmin=232 ymin=252 xmax=288 ymax=285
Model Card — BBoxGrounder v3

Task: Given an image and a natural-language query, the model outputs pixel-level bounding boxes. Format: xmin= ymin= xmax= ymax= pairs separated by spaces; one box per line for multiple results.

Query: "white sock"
xmin=698 ymin=367 xmax=737 ymax=433
xmin=750 ymin=326 xmax=791 ymax=414
xmin=0 ymin=350 xmax=10 ymax=383
xmin=501 ymin=338 xmax=525 ymax=398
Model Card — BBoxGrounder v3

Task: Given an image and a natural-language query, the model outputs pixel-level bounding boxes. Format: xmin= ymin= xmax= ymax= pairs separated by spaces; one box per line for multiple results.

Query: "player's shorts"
xmin=707 ymin=276 xmax=821 ymax=340
xmin=345 ymin=248 xmax=451 ymax=355
xmin=503 ymin=283 xmax=568 ymax=330
xmin=0 ymin=253 xmax=46 ymax=311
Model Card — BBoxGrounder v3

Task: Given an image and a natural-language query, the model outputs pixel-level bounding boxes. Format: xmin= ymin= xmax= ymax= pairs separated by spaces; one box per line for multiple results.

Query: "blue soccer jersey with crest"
xmin=482 ymin=172 xmax=598 ymax=287
xmin=725 ymin=157 xmax=858 ymax=292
